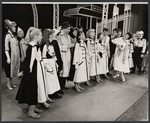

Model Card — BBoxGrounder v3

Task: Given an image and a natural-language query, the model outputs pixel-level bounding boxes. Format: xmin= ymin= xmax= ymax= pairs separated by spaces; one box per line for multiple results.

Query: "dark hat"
xmin=103 ymin=27 xmax=109 ymax=32
xmin=61 ymin=21 xmax=71 ymax=29
xmin=118 ymin=29 xmax=122 ymax=32
xmin=4 ymin=19 xmax=17 ymax=33
xmin=113 ymin=28 xmax=118 ymax=32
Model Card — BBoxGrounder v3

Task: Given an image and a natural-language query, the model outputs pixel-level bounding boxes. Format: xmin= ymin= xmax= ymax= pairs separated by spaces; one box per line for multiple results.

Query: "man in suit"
xmin=108 ymin=28 xmax=118 ymax=70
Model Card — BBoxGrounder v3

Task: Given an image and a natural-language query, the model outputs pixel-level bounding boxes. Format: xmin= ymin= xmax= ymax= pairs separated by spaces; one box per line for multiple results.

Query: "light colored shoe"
xmin=78 ymin=85 xmax=85 ymax=90
xmin=6 ymin=83 xmax=13 ymax=90
xmin=112 ymin=74 xmax=119 ymax=79
xmin=74 ymin=85 xmax=81 ymax=92
xmin=85 ymin=81 xmax=93 ymax=86
xmin=98 ymin=76 xmax=103 ymax=82
xmin=34 ymin=108 xmax=43 ymax=113
xmin=42 ymin=102 xmax=52 ymax=109
xmin=28 ymin=112 xmax=40 ymax=119
xmin=11 ymin=85 xmax=17 ymax=88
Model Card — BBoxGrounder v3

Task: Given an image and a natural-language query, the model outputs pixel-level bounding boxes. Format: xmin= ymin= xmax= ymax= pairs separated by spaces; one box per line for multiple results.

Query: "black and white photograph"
xmin=1 ymin=1 xmax=148 ymax=121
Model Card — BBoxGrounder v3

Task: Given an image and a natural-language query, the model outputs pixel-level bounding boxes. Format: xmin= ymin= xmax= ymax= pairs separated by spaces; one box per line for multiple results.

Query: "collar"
xmin=8 ymin=30 xmax=14 ymax=37
xmin=80 ymin=39 xmax=84 ymax=43
xmin=29 ymin=41 xmax=37 ymax=47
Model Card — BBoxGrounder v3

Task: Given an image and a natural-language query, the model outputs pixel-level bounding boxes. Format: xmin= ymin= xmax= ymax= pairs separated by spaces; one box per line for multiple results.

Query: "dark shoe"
xmin=53 ymin=93 xmax=62 ymax=99
xmin=107 ymin=72 xmax=112 ymax=76
xmin=104 ymin=74 xmax=109 ymax=79
xmin=58 ymin=90 xmax=64 ymax=94
xmin=49 ymin=93 xmax=62 ymax=99
xmin=63 ymin=87 xmax=69 ymax=90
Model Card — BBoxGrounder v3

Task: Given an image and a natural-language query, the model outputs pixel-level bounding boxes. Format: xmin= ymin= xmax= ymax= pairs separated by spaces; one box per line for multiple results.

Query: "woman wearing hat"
xmin=132 ymin=31 xmax=147 ymax=74
xmin=4 ymin=19 xmax=20 ymax=90
xmin=112 ymin=32 xmax=132 ymax=81
xmin=59 ymin=21 xmax=74 ymax=89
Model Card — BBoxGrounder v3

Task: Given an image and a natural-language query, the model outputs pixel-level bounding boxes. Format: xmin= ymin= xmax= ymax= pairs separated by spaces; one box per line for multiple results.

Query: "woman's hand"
xmin=75 ymin=64 xmax=79 ymax=70
xmin=6 ymin=58 xmax=11 ymax=64
xmin=47 ymin=67 xmax=54 ymax=74
xmin=141 ymin=54 xmax=144 ymax=58
xmin=68 ymin=43 xmax=74 ymax=49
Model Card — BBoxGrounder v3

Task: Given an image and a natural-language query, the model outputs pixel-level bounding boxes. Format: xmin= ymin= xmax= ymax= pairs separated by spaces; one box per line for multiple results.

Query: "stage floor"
xmin=1 ymin=69 xmax=148 ymax=121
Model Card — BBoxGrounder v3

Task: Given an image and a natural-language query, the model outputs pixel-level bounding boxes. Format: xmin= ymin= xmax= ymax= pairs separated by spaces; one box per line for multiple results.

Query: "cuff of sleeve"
xmin=61 ymin=45 xmax=68 ymax=52
xmin=43 ymin=59 xmax=49 ymax=64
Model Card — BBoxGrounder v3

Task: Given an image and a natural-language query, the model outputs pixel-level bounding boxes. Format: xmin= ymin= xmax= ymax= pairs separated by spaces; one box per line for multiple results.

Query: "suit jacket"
xmin=109 ymin=34 xmax=118 ymax=56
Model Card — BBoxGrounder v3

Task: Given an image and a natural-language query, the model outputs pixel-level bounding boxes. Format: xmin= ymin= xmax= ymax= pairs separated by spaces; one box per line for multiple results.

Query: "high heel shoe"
xmin=98 ymin=76 xmax=103 ymax=82
xmin=112 ymin=74 xmax=119 ymax=79
xmin=42 ymin=102 xmax=52 ymax=109
xmin=74 ymin=86 xmax=81 ymax=92
xmin=85 ymin=81 xmax=92 ymax=86
xmin=104 ymin=74 xmax=109 ymax=79
xmin=6 ymin=83 xmax=13 ymax=90
xmin=78 ymin=85 xmax=85 ymax=90
xmin=11 ymin=85 xmax=17 ymax=88
xmin=47 ymin=98 xmax=55 ymax=103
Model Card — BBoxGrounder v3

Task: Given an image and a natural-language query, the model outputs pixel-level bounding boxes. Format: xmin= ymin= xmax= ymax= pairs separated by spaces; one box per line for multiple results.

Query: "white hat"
xmin=53 ymin=29 xmax=60 ymax=36
xmin=139 ymin=31 xmax=144 ymax=35
xmin=18 ymin=27 xmax=23 ymax=32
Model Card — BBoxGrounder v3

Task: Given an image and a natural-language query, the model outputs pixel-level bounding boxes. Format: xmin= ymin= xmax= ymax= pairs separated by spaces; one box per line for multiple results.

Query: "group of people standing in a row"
xmin=3 ymin=19 xmax=148 ymax=119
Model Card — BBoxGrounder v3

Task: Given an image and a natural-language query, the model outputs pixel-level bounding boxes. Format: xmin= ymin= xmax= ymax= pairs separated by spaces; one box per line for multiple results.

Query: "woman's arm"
xmin=4 ymin=34 xmax=11 ymax=64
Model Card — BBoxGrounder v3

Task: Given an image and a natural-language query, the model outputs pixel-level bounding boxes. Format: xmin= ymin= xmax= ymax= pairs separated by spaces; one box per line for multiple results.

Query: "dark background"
xmin=2 ymin=4 xmax=148 ymax=38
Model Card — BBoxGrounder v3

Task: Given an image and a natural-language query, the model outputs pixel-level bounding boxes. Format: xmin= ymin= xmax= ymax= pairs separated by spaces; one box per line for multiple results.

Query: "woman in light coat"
xmin=96 ymin=33 xmax=109 ymax=81
xmin=73 ymin=31 xmax=90 ymax=92
xmin=112 ymin=32 xmax=132 ymax=81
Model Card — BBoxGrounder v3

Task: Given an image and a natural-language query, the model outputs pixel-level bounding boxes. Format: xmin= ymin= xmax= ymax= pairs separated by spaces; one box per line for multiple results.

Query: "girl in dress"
xmin=86 ymin=29 xmax=101 ymax=84
xmin=73 ymin=31 xmax=90 ymax=92
xmin=16 ymin=28 xmax=51 ymax=119
xmin=97 ymin=33 xmax=109 ymax=81
xmin=4 ymin=19 xmax=20 ymax=90
xmin=41 ymin=29 xmax=61 ymax=99
xmin=112 ymin=32 xmax=132 ymax=82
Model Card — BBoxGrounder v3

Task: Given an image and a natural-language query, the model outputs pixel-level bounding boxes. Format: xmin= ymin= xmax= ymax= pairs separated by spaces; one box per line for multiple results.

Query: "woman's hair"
xmin=76 ymin=31 xmax=84 ymax=43
xmin=25 ymin=27 xmax=35 ymax=44
xmin=113 ymin=28 xmax=118 ymax=33
xmin=97 ymin=32 xmax=102 ymax=39
xmin=40 ymin=29 xmax=55 ymax=52
xmin=126 ymin=32 xmax=133 ymax=40
xmin=97 ymin=32 xmax=103 ymax=44
xmin=30 ymin=28 xmax=41 ymax=40
xmin=86 ymin=28 xmax=95 ymax=38
xmin=69 ymin=27 xmax=78 ymax=39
